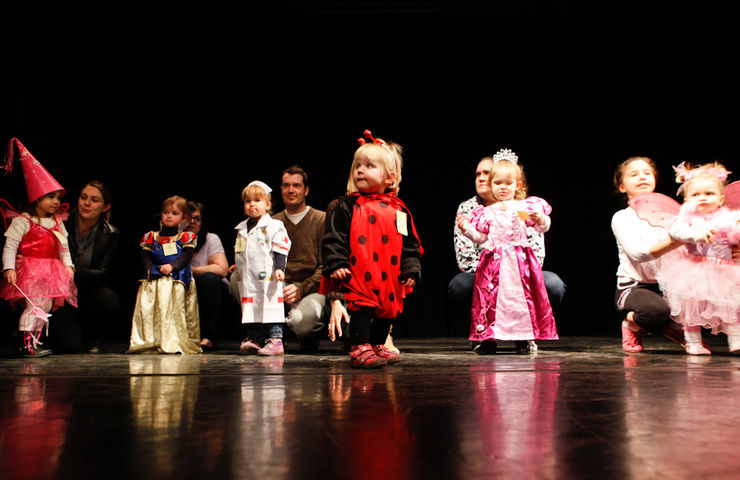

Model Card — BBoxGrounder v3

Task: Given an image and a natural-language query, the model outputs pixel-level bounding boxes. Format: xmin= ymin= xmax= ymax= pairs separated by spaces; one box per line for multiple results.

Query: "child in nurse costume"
xmin=234 ymin=181 xmax=291 ymax=356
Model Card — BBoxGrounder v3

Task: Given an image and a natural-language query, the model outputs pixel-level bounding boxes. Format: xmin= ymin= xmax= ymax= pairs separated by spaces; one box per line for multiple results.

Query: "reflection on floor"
xmin=2 ymin=336 xmax=740 ymax=479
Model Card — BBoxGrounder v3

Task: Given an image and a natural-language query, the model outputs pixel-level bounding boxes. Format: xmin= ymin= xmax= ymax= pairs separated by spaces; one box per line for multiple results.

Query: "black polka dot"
xmin=390 ymin=255 xmax=399 ymax=265
xmin=373 ymin=252 xmax=379 ymax=262
xmin=379 ymin=202 xmax=388 ymax=208
xmin=364 ymin=272 xmax=372 ymax=282
xmin=382 ymin=234 xmax=389 ymax=244
xmin=389 ymin=292 xmax=395 ymax=302
xmin=369 ymin=215 xmax=377 ymax=224
xmin=358 ymin=235 xmax=367 ymax=245
xmin=350 ymin=256 xmax=357 ymax=266
xmin=381 ymin=272 xmax=388 ymax=281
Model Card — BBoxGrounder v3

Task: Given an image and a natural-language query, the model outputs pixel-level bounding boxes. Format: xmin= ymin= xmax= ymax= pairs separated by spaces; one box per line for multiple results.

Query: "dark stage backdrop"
xmin=2 ymin=6 xmax=738 ymax=341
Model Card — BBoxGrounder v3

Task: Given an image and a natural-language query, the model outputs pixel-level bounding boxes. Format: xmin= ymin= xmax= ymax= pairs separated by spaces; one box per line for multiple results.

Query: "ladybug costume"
xmin=322 ymin=192 xmax=423 ymax=319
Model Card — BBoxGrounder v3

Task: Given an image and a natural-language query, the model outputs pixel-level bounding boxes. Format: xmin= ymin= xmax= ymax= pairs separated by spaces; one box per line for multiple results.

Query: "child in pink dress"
xmin=654 ymin=162 xmax=740 ymax=355
xmin=1 ymin=138 xmax=77 ymax=357
xmin=457 ymin=148 xmax=557 ymax=354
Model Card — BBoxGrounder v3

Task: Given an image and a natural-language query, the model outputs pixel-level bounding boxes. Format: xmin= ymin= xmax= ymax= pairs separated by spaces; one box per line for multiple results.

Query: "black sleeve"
xmin=273 ymin=252 xmax=287 ymax=274
xmin=321 ymin=196 xmax=355 ymax=277
xmin=169 ymin=247 xmax=194 ymax=271
xmin=400 ymin=205 xmax=422 ymax=283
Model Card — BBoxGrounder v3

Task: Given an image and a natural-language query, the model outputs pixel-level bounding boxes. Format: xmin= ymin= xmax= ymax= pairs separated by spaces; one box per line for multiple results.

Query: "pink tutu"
xmin=0 ymin=256 xmax=77 ymax=311
xmin=657 ymin=247 xmax=740 ymax=333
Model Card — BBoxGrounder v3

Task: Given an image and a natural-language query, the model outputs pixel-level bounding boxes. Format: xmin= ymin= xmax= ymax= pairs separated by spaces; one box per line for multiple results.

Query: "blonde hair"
xmin=161 ymin=195 xmax=188 ymax=217
xmin=241 ymin=183 xmax=273 ymax=214
xmin=488 ymin=160 xmax=528 ymax=201
xmin=346 ymin=139 xmax=403 ymax=194
xmin=676 ymin=161 xmax=729 ymax=198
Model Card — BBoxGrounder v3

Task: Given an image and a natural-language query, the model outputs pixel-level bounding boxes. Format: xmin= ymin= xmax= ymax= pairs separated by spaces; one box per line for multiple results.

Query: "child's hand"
xmin=328 ymin=299 xmax=350 ymax=341
xmin=331 ymin=268 xmax=352 ymax=282
xmin=66 ymin=266 xmax=75 ymax=281
xmin=275 ymin=270 xmax=285 ymax=282
xmin=4 ymin=269 xmax=16 ymax=285
xmin=159 ymin=264 xmax=174 ymax=275
xmin=227 ymin=264 xmax=237 ymax=274
xmin=528 ymin=212 xmax=547 ymax=226
xmin=402 ymin=277 xmax=416 ymax=288
xmin=456 ymin=215 xmax=468 ymax=232
xmin=704 ymin=229 xmax=718 ymax=244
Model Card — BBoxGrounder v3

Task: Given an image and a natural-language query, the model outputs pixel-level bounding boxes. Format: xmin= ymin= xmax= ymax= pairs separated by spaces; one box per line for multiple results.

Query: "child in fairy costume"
xmin=0 ymin=138 xmax=77 ymax=357
xmin=457 ymin=148 xmax=558 ymax=354
xmin=631 ymin=161 xmax=740 ymax=355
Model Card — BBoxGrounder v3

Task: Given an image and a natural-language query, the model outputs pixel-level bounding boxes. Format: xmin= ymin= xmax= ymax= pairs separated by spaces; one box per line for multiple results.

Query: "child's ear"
xmin=386 ymin=171 xmax=398 ymax=188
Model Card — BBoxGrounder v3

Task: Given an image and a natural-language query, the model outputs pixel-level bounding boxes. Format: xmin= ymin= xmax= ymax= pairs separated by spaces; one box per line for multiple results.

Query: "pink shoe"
xmin=622 ymin=324 xmax=644 ymax=353
xmin=239 ymin=338 xmax=261 ymax=355
xmin=258 ymin=338 xmax=284 ymax=356
xmin=350 ymin=344 xmax=387 ymax=369
xmin=372 ymin=344 xmax=402 ymax=364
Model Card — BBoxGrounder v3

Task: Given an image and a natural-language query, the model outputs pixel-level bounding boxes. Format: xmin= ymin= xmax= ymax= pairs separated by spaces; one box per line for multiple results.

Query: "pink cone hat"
xmin=4 ymin=138 xmax=65 ymax=204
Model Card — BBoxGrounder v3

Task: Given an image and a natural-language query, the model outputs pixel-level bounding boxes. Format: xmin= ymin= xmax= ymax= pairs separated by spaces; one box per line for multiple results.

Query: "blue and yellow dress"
xmin=128 ymin=228 xmax=201 ymax=354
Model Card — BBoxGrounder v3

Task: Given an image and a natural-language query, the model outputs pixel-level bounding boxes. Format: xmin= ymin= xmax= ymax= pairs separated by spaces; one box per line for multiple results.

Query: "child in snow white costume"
xmin=457 ymin=148 xmax=557 ymax=354
xmin=0 ymin=138 xmax=77 ymax=357
xmin=127 ymin=195 xmax=201 ymax=354
xmin=631 ymin=162 xmax=740 ymax=355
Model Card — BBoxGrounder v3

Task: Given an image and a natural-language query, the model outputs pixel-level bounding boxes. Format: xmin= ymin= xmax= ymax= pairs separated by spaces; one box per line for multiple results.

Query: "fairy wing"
xmin=723 ymin=181 xmax=740 ymax=210
xmin=628 ymin=192 xmax=681 ymax=229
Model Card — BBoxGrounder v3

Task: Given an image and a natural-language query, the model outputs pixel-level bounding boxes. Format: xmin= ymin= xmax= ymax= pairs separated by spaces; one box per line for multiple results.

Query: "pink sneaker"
xmin=350 ymin=344 xmax=387 ymax=369
xmin=239 ymin=338 xmax=261 ymax=355
xmin=622 ymin=324 xmax=644 ymax=353
xmin=258 ymin=338 xmax=284 ymax=356
xmin=372 ymin=344 xmax=402 ymax=364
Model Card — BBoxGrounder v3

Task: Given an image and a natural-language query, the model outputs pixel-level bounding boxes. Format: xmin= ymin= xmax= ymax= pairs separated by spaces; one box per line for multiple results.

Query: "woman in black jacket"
xmin=50 ymin=180 xmax=121 ymax=352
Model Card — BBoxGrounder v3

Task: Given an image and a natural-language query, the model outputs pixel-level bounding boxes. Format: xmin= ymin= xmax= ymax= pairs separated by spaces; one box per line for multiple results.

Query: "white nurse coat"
xmin=233 ymin=215 xmax=291 ymax=324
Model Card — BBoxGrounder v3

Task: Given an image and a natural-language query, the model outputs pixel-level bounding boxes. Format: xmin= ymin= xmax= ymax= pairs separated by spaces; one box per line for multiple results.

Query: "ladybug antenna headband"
xmin=357 ymin=129 xmax=393 ymax=155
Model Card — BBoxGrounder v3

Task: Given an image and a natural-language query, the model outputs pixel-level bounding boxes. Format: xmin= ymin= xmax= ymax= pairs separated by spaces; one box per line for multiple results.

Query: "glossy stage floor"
xmin=2 ymin=335 xmax=740 ymax=480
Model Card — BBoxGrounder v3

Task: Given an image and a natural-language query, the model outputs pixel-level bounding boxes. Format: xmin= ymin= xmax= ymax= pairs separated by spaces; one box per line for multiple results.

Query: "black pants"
xmin=349 ymin=306 xmax=393 ymax=346
xmin=49 ymin=284 xmax=121 ymax=352
xmin=615 ymin=282 xmax=671 ymax=332
xmin=194 ymin=272 xmax=230 ymax=341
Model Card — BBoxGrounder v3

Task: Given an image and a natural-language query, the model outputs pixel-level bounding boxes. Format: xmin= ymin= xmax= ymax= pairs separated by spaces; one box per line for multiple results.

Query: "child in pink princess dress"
xmin=457 ymin=148 xmax=558 ymax=354
xmin=641 ymin=162 xmax=740 ymax=355
xmin=0 ymin=138 xmax=77 ymax=357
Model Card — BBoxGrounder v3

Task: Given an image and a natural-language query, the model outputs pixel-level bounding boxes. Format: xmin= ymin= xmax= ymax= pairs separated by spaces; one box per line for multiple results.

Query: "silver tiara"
xmin=492 ymin=148 xmax=518 ymax=164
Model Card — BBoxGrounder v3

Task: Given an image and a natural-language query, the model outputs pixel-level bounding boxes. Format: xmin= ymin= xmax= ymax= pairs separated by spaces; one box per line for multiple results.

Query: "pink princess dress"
xmin=657 ymin=203 xmax=740 ymax=333
xmin=462 ymin=197 xmax=558 ymax=343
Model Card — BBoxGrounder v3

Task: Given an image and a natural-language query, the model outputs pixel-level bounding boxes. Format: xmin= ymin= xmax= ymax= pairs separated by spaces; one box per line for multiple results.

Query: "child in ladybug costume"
xmin=322 ymin=130 xmax=422 ymax=368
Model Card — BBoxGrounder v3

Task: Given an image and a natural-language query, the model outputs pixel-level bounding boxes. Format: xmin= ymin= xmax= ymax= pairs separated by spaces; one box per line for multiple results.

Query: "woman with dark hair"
xmin=50 ymin=180 xmax=121 ymax=352
xmin=187 ymin=201 xmax=229 ymax=350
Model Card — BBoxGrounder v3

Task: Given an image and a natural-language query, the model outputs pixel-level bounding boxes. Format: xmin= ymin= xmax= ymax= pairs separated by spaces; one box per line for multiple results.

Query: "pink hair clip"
xmin=674 ymin=161 xmax=731 ymax=195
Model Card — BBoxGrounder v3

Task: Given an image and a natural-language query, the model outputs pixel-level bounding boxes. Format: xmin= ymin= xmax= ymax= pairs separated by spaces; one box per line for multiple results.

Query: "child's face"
xmin=162 ymin=204 xmax=185 ymax=228
xmin=619 ymin=159 xmax=656 ymax=199
xmin=353 ymin=155 xmax=394 ymax=194
xmin=685 ymin=176 xmax=725 ymax=213
xmin=490 ymin=170 xmax=519 ymax=202
xmin=35 ymin=191 xmax=63 ymax=217
xmin=244 ymin=195 xmax=269 ymax=219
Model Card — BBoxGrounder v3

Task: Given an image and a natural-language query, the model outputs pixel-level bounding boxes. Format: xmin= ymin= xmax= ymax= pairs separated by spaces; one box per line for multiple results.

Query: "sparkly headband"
xmin=673 ymin=161 xmax=731 ymax=195
xmin=492 ymin=148 xmax=518 ymax=164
